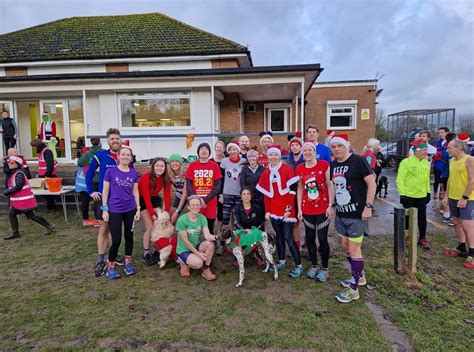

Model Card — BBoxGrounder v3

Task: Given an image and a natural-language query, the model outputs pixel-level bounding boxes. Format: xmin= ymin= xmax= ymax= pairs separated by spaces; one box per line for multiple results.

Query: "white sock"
xmin=443 ymin=212 xmax=450 ymax=218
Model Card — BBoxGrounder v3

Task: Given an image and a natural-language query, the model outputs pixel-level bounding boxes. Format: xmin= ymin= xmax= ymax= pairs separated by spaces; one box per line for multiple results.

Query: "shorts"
xmin=139 ymin=196 xmax=162 ymax=212
xmin=177 ymin=242 xmax=202 ymax=264
xmin=335 ymin=216 xmax=369 ymax=243
xmin=449 ymin=199 xmax=474 ymax=220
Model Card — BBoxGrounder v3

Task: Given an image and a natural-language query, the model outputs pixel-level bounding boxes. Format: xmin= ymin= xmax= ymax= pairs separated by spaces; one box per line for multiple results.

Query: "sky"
xmin=0 ymin=0 xmax=473 ymax=117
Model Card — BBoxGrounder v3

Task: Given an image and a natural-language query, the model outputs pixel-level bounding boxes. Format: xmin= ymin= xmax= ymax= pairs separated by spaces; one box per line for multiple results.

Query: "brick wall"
xmin=211 ymin=59 xmax=239 ymax=68
xmin=219 ymin=93 xmax=241 ymax=137
xmin=106 ymin=63 xmax=129 ymax=72
xmin=305 ymin=85 xmax=376 ymax=152
xmin=5 ymin=67 xmax=28 ymax=77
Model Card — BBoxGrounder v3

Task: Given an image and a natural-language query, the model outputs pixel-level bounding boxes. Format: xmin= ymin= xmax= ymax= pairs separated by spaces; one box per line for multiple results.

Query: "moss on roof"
xmin=0 ymin=12 xmax=249 ymax=63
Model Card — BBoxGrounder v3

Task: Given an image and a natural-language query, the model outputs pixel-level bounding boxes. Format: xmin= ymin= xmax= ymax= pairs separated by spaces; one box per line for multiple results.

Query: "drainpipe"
xmin=211 ymin=86 xmax=215 ymax=147
xmin=300 ymin=81 xmax=304 ymax=133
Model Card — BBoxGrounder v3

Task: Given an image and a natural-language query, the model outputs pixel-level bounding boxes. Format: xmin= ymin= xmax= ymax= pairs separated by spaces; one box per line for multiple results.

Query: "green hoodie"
xmin=396 ymin=155 xmax=431 ymax=198
xmin=77 ymin=145 xmax=103 ymax=183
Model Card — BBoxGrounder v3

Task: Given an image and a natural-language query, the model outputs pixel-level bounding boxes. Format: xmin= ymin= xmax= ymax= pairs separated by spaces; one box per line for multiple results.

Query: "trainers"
xmin=4 ymin=232 xmax=20 ymax=240
xmin=316 ymin=268 xmax=329 ymax=282
xmin=443 ymin=248 xmax=467 ymax=257
xmin=93 ymin=261 xmax=107 ymax=277
xmin=335 ymin=287 xmax=360 ymax=303
xmin=268 ymin=262 xmax=286 ymax=273
xmin=106 ymin=267 xmax=121 ymax=280
xmin=289 ymin=266 xmax=304 ymax=278
xmin=152 ymin=251 xmax=160 ymax=264
xmin=202 ymin=267 xmax=217 ymax=281
xmin=306 ymin=265 xmax=320 ymax=279
xmin=418 ymin=239 xmax=431 ymax=250
xmin=463 ymin=256 xmax=474 ymax=269
xmin=44 ymin=224 xmax=55 ymax=236
xmin=115 ymin=255 xmax=125 ymax=266
xmin=180 ymin=264 xmax=191 ymax=277
xmin=142 ymin=253 xmax=155 ymax=266
xmin=441 ymin=217 xmax=454 ymax=226
xmin=341 ymin=275 xmax=367 ymax=288
xmin=124 ymin=263 xmax=136 ymax=276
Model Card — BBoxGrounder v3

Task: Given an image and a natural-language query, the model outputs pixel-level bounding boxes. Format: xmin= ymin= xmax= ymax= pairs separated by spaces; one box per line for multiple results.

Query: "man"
xmin=185 ymin=142 xmax=223 ymax=235
xmin=443 ymin=139 xmax=474 ymax=269
xmin=306 ymin=125 xmax=332 ymax=163
xmin=397 ymin=139 xmax=432 ymax=250
xmin=1 ymin=110 xmax=18 ymax=152
xmin=287 ymin=132 xmax=304 ymax=169
xmin=258 ymin=131 xmax=274 ymax=167
xmin=329 ymin=134 xmax=376 ymax=303
xmin=30 ymin=138 xmax=57 ymax=211
xmin=409 ymin=130 xmax=436 ymax=160
xmin=433 ymin=127 xmax=449 ymax=199
xmin=86 ymin=128 xmax=124 ymax=277
xmin=238 ymin=135 xmax=250 ymax=158
xmin=457 ymin=133 xmax=473 ymax=156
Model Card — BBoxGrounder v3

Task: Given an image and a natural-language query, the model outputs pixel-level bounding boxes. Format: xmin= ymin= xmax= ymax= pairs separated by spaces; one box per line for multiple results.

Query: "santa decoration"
xmin=37 ymin=112 xmax=58 ymax=159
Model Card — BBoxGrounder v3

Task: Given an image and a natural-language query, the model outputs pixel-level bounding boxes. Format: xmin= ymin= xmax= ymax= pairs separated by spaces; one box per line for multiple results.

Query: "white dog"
xmin=150 ymin=210 xmax=177 ymax=268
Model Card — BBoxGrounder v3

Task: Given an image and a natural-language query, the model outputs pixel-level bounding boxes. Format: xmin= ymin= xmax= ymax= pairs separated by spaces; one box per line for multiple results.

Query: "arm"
xmin=163 ymin=180 xmax=172 ymax=213
xmin=139 ymin=175 xmax=156 ymax=218
xmin=202 ymin=225 xmax=217 ymax=242
xmin=325 ymin=168 xmax=335 ymax=218
xmin=203 ymin=179 xmax=222 ymax=203
xmin=4 ymin=172 xmax=25 ymax=196
xmin=232 ymin=205 xmax=243 ymax=230
xmin=239 ymin=168 xmax=246 ymax=188
xmin=77 ymin=150 xmax=92 ymax=167
xmin=11 ymin=119 xmax=18 ymax=137
xmin=264 ymin=195 xmax=271 ymax=220
xmin=133 ymin=182 xmax=140 ymax=220
xmin=458 ymin=157 xmax=474 ymax=208
xmin=396 ymin=161 xmax=408 ymax=196
xmin=361 ymin=173 xmax=376 ymax=221
xmin=297 ymin=179 xmax=303 ymax=220
xmin=179 ymin=230 xmax=202 ymax=255
xmin=44 ymin=149 xmax=55 ymax=177
xmin=86 ymin=155 xmax=100 ymax=197
xmin=185 ymin=178 xmax=196 ymax=197
xmin=101 ymin=180 xmax=110 ymax=222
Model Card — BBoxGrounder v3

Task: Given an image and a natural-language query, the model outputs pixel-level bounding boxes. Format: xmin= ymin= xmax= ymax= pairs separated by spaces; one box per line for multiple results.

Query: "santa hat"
xmin=326 ymin=129 xmax=335 ymax=136
xmin=329 ymin=134 xmax=350 ymax=149
xmin=246 ymin=149 xmax=259 ymax=158
xmin=288 ymin=131 xmax=303 ymax=147
xmin=259 ymin=131 xmax=274 ymax=145
xmin=457 ymin=133 xmax=470 ymax=143
xmin=301 ymin=139 xmax=316 ymax=152
xmin=226 ymin=142 xmax=241 ymax=153
xmin=7 ymin=156 xmax=23 ymax=165
xmin=267 ymin=145 xmax=282 ymax=157
xmin=410 ymin=138 xmax=428 ymax=151
xmin=120 ymin=139 xmax=133 ymax=152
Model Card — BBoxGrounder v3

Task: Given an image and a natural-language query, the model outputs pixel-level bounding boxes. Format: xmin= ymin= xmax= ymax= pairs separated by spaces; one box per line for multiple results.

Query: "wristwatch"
xmin=462 ymin=195 xmax=469 ymax=200
xmin=365 ymin=203 xmax=374 ymax=209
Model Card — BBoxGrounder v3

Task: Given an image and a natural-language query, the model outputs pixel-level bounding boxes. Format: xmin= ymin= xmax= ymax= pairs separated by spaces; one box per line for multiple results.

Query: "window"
xmin=327 ymin=100 xmax=357 ymax=129
xmin=247 ymin=104 xmax=256 ymax=113
xmin=120 ymin=93 xmax=190 ymax=128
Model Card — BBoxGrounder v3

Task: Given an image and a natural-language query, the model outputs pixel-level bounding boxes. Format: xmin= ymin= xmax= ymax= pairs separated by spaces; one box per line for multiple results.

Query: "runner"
xmin=101 ymin=146 xmax=140 ymax=280
xmin=433 ymin=127 xmax=449 ymax=199
xmin=185 ymin=143 xmax=223 ymax=236
xmin=305 ymin=125 xmax=332 ymax=162
xmin=3 ymin=156 xmax=55 ymax=240
xmin=86 ymin=128 xmax=125 ymax=277
xmin=176 ymin=195 xmax=218 ymax=280
xmin=329 ymin=134 xmax=376 ymax=303
xmin=409 ymin=130 xmax=437 ymax=160
xmin=362 ymin=138 xmax=380 ymax=172
xmin=296 ymin=141 xmax=334 ymax=282
xmin=258 ymin=131 xmax=273 ymax=167
xmin=139 ymin=157 xmax=172 ymax=266
xmin=211 ymin=140 xmax=226 ymax=242
xmin=168 ymin=153 xmax=187 ymax=225
xmin=30 ymin=138 xmax=57 ymax=211
xmin=239 ymin=149 xmax=265 ymax=211
xmin=443 ymin=139 xmax=474 ymax=269
xmin=238 ymin=135 xmax=251 ymax=159
xmin=397 ymin=139 xmax=432 ymax=250
xmin=287 ymin=132 xmax=304 ymax=169
xmin=440 ymin=133 xmax=457 ymax=225
xmin=256 ymin=145 xmax=303 ymax=278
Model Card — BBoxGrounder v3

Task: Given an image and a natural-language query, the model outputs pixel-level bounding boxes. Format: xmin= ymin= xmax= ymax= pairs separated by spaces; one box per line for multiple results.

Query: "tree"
xmin=457 ymin=114 xmax=474 ymax=135
xmin=375 ymin=108 xmax=388 ymax=142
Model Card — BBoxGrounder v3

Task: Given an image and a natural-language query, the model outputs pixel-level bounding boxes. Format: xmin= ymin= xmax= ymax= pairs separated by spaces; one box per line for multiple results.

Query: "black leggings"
xmin=303 ymin=214 xmax=330 ymax=268
xmin=108 ymin=209 xmax=136 ymax=262
xmin=222 ymin=194 xmax=240 ymax=225
xmin=401 ymin=197 xmax=427 ymax=240
xmin=433 ymin=169 xmax=442 ymax=194
xmin=79 ymin=191 xmax=98 ymax=220
xmin=270 ymin=218 xmax=301 ymax=265
xmin=9 ymin=207 xmax=51 ymax=231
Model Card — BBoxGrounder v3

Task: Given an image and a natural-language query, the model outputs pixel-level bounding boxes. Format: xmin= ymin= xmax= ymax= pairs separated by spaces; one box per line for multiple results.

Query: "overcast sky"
xmin=1 ymin=0 xmax=473 ymax=117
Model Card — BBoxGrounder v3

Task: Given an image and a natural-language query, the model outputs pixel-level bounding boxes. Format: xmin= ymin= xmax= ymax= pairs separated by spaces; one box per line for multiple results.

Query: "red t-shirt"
xmin=185 ymin=160 xmax=222 ymax=197
xmin=295 ymin=160 xmax=330 ymax=215
xmin=362 ymin=149 xmax=376 ymax=170
xmin=138 ymin=172 xmax=171 ymax=216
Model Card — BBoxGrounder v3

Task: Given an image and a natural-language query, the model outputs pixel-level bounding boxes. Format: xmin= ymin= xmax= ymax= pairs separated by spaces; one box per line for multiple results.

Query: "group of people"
xmin=2 ymin=123 xmax=473 ymax=304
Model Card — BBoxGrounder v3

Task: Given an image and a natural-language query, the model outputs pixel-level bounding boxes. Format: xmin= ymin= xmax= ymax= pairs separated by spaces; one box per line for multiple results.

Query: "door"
xmin=0 ymin=101 xmax=16 ymax=157
xmin=267 ymin=108 xmax=287 ymax=132
xmin=40 ymin=100 xmax=70 ymax=160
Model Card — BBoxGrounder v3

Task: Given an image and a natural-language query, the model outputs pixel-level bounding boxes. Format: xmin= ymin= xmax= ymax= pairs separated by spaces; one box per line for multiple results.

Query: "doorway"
xmin=16 ymin=101 xmax=40 ymax=159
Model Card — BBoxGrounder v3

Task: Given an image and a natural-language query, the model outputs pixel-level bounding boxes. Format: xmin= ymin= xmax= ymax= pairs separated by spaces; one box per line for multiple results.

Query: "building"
xmin=0 ymin=13 xmax=377 ymax=162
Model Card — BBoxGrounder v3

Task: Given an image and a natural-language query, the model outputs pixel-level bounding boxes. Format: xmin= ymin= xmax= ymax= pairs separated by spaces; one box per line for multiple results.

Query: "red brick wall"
xmin=305 ymin=85 xmax=376 ymax=153
xmin=219 ymin=93 xmax=241 ymax=136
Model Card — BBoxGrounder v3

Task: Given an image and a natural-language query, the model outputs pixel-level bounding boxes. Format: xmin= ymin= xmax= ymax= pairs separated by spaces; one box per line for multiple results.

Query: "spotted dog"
xmin=220 ymin=226 xmax=278 ymax=287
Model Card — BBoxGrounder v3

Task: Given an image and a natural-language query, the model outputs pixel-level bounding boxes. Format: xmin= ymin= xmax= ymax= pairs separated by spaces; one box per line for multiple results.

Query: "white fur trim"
xmin=260 ymin=134 xmax=274 ymax=145
xmin=270 ymin=214 xmax=297 ymax=223
xmin=256 ymin=183 xmax=273 ymax=198
xmin=267 ymin=147 xmax=281 ymax=156
xmin=330 ymin=136 xmax=349 ymax=149
xmin=226 ymin=143 xmax=240 ymax=153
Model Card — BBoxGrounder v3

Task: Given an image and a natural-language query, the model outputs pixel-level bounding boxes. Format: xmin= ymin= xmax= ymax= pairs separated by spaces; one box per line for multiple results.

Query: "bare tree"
xmin=457 ymin=114 xmax=474 ymax=135
xmin=375 ymin=108 xmax=388 ymax=141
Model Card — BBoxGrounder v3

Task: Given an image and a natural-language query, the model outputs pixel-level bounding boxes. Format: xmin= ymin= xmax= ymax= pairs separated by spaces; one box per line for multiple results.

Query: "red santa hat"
xmin=329 ymin=134 xmax=350 ymax=149
xmin=267 ymin=145 xmax=282 ymax=157
xmin=259 ymin=131 xmax=274 ymax=146
xmin=326 ymin=129 xmax=335 ymax=136
xmin=457 ymin=133 xmax=470 ymax=143
xmin=288 ymin=131 xmax=303 ymax=147
xmin=226 ymin=142 xmax=241 ymax=153
xmin=410 ymin=138 xmax=428 ymax=151
xmin=120 ymin=139 xmax=133 ymax=152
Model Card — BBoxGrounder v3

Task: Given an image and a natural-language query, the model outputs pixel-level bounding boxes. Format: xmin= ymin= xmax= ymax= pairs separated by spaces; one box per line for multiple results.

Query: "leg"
xmin=61 ymin=193 xmax=67 ymax=222
xmin=262 ymin=232 xmax=278 ymax=280
xmin=107 ymin=212 xmax=123 ymax=262
xmin=433 ymin=169 xmax=441 ymax=197
xmin=303 ymin=214 xmax=318 ymax=266
xmin=221 ymin=194 xmax=233 ymax=226
xmin=186 ymin=253 xmax=205 ymax=269
xmin=416 ymin=198 xmax=427 ymax=241
xmin=24 ymin=210 xmax=54 ymax=234
xmin=282 ymin=221 xmax=301 ymax=266
xmin=348 ymin=238 xmax=364 ymax=290
xmin=233 ymin=247 xmax=245 ymax=287
xmin=6 ymin=207 xmax=21 ymax=239
xmin=141 ymin=210 xmax=153 ymax=255
xmin=270 ymin=218 xmax=286 ymax=262
xmin=316 ymin=215 xmax=330 ymax=269
xmin=80 ymin=191 xmax=90 ymax=221
xmin=199 ymin=240 xmax=215 ymax=266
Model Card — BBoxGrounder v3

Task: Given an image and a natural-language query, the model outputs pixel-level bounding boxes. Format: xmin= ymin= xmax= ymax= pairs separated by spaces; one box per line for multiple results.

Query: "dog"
xmin=376 ymin=175 xmax=388 ymax=198
xmin=220 ymin=225 xmax=278 ymax=287
xmin=150 ymin=210 xmax=177 ymax=268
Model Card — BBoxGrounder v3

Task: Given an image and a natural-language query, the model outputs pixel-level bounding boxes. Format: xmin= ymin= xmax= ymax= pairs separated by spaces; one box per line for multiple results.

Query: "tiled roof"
xmin=0 ymin=12 xmax=250 ymax=63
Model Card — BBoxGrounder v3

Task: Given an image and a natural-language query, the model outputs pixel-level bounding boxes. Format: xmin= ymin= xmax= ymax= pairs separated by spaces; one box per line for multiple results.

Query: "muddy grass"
xmin=0 ymin=210 xmax=470 ymax=350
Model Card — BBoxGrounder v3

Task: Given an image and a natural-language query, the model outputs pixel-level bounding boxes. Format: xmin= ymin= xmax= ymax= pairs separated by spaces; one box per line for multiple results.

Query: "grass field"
xmin=0 ymin=210 xmax=472 ymax=350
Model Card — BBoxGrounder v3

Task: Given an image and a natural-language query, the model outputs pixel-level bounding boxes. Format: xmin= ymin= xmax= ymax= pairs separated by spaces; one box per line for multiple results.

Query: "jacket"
xmin=396 ymin=155 xmax=431 ymax=198
xmin=232 ymin=202 xmax=265 ymax=230
xmin=85 ymin=149 xmax=119 ymax=194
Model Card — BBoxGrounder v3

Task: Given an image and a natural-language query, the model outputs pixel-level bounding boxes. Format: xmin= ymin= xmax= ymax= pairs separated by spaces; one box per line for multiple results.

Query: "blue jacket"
xmin=287 ymin=152 xmax=304 ymax=169
xmin=316 ymin=143 xmax=332 ymax=163
xmin=440 ymin=150 xmax=450 ymax=179
xmin=85 ymin=149 xmax=119 ymax=195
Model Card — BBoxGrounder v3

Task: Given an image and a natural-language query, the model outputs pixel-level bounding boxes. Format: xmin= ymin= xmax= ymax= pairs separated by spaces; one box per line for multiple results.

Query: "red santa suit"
xmin=38 ymin=120 xmax=57 ymax=142
xmin=256 ymin=161 xmax=299 ymax=222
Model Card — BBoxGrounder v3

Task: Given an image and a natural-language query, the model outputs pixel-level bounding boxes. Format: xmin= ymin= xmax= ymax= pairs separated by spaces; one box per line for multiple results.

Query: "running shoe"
xmin=341 ymin=275 xmax=367 ymax=288
xmin=289 ymin=266 xmax=304 ymax=278
xmin=306 ymin=265 xmax=320 ymax=279
xmin=202 ymin=267 xmax=217 ymax=281
xmin=106 ymin=267 xmax=121 ymax=280
xmin=115 ymin=255 xmax=125 ymax=266
xmin=441 ymin=216 xmax=454 ymax=226
xmin=316 ymin=268 xmax=329 ymax=282
xmin=418 ymin=239 xmax=431 ymax=250
xmin=335 ymin=287 xmax=360 ymax=303
xmin=268 ymin=262 xmax=286 ymax=273
xmin=180 ymin=264 xmax=191 ymax=277
xmin=443 ymin=248 xmax=467 ymax=257
xmin=142 ymin=253 xmax=155 ymax=266
xmin=93 ymin=261 xmax=107 ymax=277
xmin=463 ymin=256 xmax=474 ymax=269
xmin=124 ymin=263 xmax=136 ymax=276
xmin=152 ymin=251 xmax=160 ymax=264
xmin=83 ymin=220 xmax=93 ymax=226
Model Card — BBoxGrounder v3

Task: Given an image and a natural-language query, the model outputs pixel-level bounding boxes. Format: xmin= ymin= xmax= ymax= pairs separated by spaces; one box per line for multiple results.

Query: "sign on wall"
xmin=361 ymin=108 xmax=370 ymax=120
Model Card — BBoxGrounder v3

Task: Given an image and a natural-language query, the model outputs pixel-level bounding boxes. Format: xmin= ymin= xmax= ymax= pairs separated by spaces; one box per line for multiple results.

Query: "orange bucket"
xmin=45 ymin=178 xmax=63 ymax=192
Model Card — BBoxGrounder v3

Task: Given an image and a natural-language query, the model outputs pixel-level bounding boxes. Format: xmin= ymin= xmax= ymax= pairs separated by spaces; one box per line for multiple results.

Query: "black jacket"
xmin=232 ymin=202 xmax=265 ymax=230
xmin=239 ymin=165 xmax=265 ymax=203
xmin=1 ymin=118 xmax=16 ymax=138
xmin=4 ymin=171 xmax=26 ymax=196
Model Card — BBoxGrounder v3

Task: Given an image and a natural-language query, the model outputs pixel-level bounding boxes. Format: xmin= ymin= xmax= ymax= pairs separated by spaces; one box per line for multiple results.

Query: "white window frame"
xmin=265 ymin=103 xmax=291 ymax=132
xmin=117 ymin=92 xmax=193 ymax=131
xmin=326 ymin=100 xmax=357 ymax=130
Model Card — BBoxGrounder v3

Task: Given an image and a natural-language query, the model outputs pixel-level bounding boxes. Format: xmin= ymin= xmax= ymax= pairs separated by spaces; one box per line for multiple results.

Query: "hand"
xmin=265 ymin=212 xmax=271 ymax=220
xmin=102 ymin=211 xmax=109 ymax=222
xmin=13 ymin=135 xmax=17 ymax=139
xmin=245 ymin=229 xmax=251 ymax=234
xmin=297 ymin=211 xmax=303 ymax=221
xmin=134 ymin=210 xmax=141 ymax=221
xmin=199 ymin=252 xmax=207 ymax=261
xmin=326 ymin=206 xmax=335 ymax=219
xmin=200 ymin=198 xmax=207 ymax=209
xmin=457 ymin=198 xmax=467 ymax=208
xmin=361 ymin=207 xmax=372 ymax=221
xmin=442 ymin=197 xmax=448 ymax=207
xmin=91 ymin=192 xmax=102 ymax=202
xmin=219 ymin=194 xmax=224 ymax=204
xmin=170 ymin=211 xmax=179 ymax=224
xmin=400 ymin=196 xmax=408 ymax=205
xmin=283 ymin=211 xmax=290 ymax=219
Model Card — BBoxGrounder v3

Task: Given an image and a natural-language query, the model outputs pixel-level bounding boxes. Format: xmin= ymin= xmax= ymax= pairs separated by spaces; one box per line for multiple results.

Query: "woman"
xmin=296 ymin=141 xmax=334 ymax=282
xmin=362 ymin=138 xmax=380 ymax=172
xmin=139 ymin=157 xmax=172 ymax=266
xmin=168 ymin=153 xmax=187 ymax=224
xmin=256 ymin=145 xmax=303 ymax=278
xmin=239 ymin=149 xmax=265 ymax=210
xmin=102 ymin=146 xmax=140 ymax=280
xmin=3 ymin=156 xmax=54 ymax=240
xmin=212 ymin=141 xmax=226 ymax=233
xmin=175 ymin=195 xmax=218 ymax=281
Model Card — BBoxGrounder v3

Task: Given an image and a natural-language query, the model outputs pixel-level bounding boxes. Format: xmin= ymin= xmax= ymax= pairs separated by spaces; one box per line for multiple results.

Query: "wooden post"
xmin=394 ymin=207 xmax=406 ymax=274
xmin=407 ymin=207 xmax=418 ymax=273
